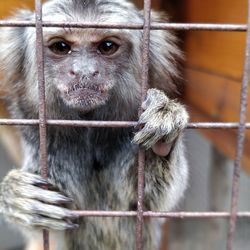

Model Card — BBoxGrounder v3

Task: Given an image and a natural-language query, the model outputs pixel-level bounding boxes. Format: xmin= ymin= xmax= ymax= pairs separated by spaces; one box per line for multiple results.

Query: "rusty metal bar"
xmin=0 ymin=119 xmax=250 ymax=129
xmin=226 ymin=0 xmax=250 ymax=249
xmin=136 ymin=1 xmax=152 ymax=250
xmin=137 ymin=152 xmax=146 ymax=250
xmin=143 ymin=211 xmax=250 ymax=219
xmin=0 ymin=119 xmax=137 ymax=127
xmin=0 ymin=20 xmax=247 ymax=31
xmin=35 ymin=0 xmax=49 ymax=250
xmin=187 ymin=123 xmax=250 ymax=129
xmin=72 ymin=210 xmax=250 ymax=218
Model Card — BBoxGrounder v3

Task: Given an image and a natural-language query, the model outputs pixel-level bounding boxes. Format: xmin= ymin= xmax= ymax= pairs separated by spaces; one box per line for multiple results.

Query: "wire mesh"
xmin=0 ymin=0 xmax=249 ymax=250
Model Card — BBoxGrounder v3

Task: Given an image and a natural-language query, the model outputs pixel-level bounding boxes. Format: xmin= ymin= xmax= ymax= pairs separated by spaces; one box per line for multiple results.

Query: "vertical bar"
xmin=136 ymin=0 xmax=151 ymax=250
xmin=35 ymin=0 xmax=50 ymax=250
xmin=226 ymin=0 xmax=250 ymax=249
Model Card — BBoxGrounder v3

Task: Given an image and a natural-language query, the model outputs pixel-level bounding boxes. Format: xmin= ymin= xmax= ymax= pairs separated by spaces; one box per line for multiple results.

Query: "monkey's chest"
xmin=62 ymin=217 xmax=159 ymax=250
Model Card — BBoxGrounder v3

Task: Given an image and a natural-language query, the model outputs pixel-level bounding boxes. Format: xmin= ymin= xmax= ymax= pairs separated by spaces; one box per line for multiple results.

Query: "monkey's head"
xmin=0 ymin=0 xmax=181 ymax=119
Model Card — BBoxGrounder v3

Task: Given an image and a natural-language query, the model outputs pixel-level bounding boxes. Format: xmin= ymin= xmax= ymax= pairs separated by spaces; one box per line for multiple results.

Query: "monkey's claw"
xmin=133 ymin=88 xmax=189 ymax=150
xmin=0 ymin=170 xmax=78 ymax=230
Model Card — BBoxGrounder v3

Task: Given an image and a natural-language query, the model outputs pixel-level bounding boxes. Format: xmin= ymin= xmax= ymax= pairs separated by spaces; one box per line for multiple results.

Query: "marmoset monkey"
xmin=0 ymin=0 xmax=189 ymax=249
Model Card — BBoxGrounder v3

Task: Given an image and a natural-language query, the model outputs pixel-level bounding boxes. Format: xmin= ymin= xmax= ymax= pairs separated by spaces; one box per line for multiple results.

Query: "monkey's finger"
xmin=134 ymin=117 xmax=166 ymax=142
xmin=9 ymin=170 xmax=66 ymax=195
xmin=6 ymin=170 xmax=62 ymax=192
xmin=134 ymin=115 xmax=180 ymax=149
xmin=7 ymin=169 xmax=48 ymax=186
xmin=138 ymin=109 xmax=164 ymax=126
xmin=137 ymin=103 xmax=189 ymax=144
xmin=141 ymin=88 xmax=169 ymax=111
xmin=133 ymin=127 xmax=160 ymax=149
xmin=133 ymin=129 xmax=162 ymax=149
xmin=12 ymin=184 xmax=73 ymax=205
xmin=4 ymin=170 xmax=63 ymax=194
xmin=9 ymin=197 xmax=78 ymax=220
xmin=6 ymin=211 xmax=78 ymax=231
xmin=34 ymin=181 xmax=60 ymax=192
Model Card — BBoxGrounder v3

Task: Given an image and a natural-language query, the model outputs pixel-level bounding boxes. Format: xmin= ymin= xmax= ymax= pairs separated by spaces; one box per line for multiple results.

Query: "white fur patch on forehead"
xmin=42 ymin=0 xmax=142 ymax=24
xmin=41 ymin=0 xmax=142 ymax=44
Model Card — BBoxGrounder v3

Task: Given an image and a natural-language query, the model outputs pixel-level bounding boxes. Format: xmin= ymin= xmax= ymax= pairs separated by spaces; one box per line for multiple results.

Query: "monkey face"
xmin=0 ymin=0 xmax=180 ymax=119
xmin=43 ymin=30 xmax=134 ymax=112
xmin=34 ymin=0 xmax=145 ymax=115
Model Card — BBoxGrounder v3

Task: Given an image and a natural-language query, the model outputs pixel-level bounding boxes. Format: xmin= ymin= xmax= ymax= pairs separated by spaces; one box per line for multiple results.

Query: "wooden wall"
xmin=0 ymin=1 xmax=34 ymax=18
xmin=182 ymin=0 xmax=250 ymax=173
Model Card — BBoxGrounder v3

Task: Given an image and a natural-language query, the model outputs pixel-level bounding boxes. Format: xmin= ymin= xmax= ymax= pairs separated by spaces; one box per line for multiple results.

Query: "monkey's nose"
xmin=69 ymin=70 xmax=77 ymax=77
xmin=92 ymin=71 xmax=99 ymax=77
xmin=69 ymin=70 xmax=99 ymax=78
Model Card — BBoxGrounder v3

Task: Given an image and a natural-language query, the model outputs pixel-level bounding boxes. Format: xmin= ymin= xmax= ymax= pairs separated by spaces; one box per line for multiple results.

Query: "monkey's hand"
xmin=133 ymin=88 xmax=189 ymax=156
xmin=0 ymin=169 xmax=78 ymax=230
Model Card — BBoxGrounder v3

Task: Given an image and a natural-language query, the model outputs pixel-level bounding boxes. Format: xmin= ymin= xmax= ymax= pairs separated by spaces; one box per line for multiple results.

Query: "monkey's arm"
xmin=133 ymin=88 xmax=189 ymax=211
xmin=0 ymin=168 xmax=78 ymax=230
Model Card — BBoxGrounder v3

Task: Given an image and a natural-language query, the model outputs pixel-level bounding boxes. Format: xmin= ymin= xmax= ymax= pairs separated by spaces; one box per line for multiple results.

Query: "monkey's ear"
xmin=148 ymin=12 xmax=183 ymax=97
xmin=0 ymin=10 xmax=34 ymax=95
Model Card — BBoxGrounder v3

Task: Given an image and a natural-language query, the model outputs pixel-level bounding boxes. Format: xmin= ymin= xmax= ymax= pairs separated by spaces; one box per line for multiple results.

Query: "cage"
xmin=0 ymin=0 xmax=249 ymax=250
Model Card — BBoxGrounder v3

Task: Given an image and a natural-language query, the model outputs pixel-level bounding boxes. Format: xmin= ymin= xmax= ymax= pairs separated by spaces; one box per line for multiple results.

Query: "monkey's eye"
xmin=49 ymin=41 xmax=71 ymax=55
xmin=98 ymin=41 xmax=119 ymax=56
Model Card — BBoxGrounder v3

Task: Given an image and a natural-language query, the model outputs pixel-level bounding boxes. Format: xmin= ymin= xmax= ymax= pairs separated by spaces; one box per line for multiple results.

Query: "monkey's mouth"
xmin=58 ymin=82 xmax=112 ymax=111
xmin=65 ymin=83 xmax=110 ymax=98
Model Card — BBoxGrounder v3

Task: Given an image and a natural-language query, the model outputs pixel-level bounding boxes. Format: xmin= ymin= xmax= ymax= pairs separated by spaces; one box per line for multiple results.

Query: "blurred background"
xmin=0 ymin=0 xmax=250 ymax=250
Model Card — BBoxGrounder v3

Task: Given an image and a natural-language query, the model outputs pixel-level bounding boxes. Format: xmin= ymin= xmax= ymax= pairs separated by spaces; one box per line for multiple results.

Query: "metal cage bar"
xmin=0 ymin=119 xmax=250 ymax=129
xmin=0 ymin=0 xmax=249 ymax=250
xmin=135 ymin=0 xmax=152 ymax=249
xmin=73 ymin=211 xmax=250 ymax=218
xmin=35 ymin=0 xmax=50 ymax=249
xmin=226 ymin=0 xmax=250 ymax=249
xmin=0 ymin=20 xmax=247 ymax=31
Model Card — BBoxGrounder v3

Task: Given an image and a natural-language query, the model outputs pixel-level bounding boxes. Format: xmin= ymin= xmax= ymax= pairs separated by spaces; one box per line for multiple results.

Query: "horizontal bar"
xmin=0 ymin=119 xmax=249 ymax=129
xmin=75 ymin=211 xmax=136 ymax=217
xmin=144 ymin=211 xmax=250 ymax=219
xmin=187 ymin=122 xmax=250 ymax=129
xmin=73 ymin=210 xmax=250 ymax=218
xmin=0 ymin=119 xmax=137 ymax=127
xmin=0 ymin=21 xmax=247 ymax=31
